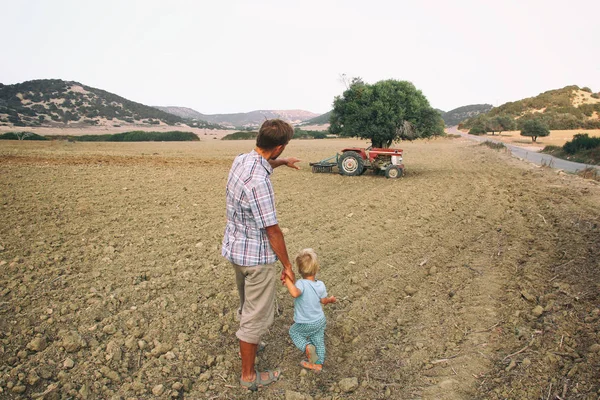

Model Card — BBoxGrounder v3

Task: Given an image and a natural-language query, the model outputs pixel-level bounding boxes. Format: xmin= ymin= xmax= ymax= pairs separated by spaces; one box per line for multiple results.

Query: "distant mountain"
xmin=0 ymin=79 xmax=219 ymax=129
xmin=460 ymin=85 xmax=600 ymax=130
xmin=440 ymin=104 xmax=494 ymax=126
xmin=155 ymin=106 xmax=319 ymax=128
xmin=298 ymin=111 xmax=332 ymax=126
xmin=153 ymin=106 xmax=207 ymax=120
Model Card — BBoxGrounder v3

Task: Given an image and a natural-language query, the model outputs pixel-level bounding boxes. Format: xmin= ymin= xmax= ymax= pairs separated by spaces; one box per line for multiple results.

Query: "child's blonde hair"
xmin=295 ymin=248 xmax=319 ymax=277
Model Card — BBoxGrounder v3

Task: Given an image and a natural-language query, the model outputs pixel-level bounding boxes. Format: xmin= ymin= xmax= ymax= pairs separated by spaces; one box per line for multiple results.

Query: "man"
xmin=222 ymin=119 xmax=300 ymax=390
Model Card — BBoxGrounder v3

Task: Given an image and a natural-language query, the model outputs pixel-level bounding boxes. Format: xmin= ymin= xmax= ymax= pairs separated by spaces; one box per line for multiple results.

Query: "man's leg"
xmin=235 ymin=263 xmax=276 ymax=342
xmin=234 ymin=263 xmax=279 ymax=385
xmin=240 ymin=340 xmax=258 ymax=381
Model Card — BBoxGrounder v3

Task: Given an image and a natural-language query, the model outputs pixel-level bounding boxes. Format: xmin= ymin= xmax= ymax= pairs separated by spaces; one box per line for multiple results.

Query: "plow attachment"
xmin=309 ymin=154 xmax=339 ymax=173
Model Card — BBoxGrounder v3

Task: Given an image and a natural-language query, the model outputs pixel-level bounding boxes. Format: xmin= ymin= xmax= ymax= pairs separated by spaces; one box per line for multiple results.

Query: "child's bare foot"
xmin=305 ymin=344 xmax=318 ymax=364
xmin=300 ymin=360 xmax=322 ymax=372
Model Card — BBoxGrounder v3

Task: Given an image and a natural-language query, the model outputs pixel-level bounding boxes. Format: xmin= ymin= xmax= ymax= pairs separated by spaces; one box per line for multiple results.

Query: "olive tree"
xmin=15 ymin=132 xmax=33 ymax=140
xmin=329 ymin=78 xmax=444 ymax=148
xmin=520 ymin=119 xmax=550 ymax=142
xmin=494 ymin=115 xmax=516 ymax=135
xmin=469 ymin=118 xmax=487 ymax=135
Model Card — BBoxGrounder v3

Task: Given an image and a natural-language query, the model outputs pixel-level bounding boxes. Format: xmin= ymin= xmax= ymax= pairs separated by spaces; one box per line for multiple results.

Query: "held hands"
xmin=281 ymin=267 xmax=295 ymax=285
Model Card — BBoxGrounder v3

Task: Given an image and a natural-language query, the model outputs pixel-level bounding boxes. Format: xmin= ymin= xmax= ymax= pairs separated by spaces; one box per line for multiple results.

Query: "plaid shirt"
xmin=222 ymin=150 xmax=278 ymax=266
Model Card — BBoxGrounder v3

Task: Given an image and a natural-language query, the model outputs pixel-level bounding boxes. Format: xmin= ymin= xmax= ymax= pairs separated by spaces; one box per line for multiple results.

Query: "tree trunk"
xmin=372 ymin=139 xmax=392 ymax=148
xmin=532 ymin=136 xmax=537 ymax=142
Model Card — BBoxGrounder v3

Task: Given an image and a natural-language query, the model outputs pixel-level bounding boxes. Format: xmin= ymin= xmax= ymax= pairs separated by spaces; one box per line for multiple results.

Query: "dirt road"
xmin=447 ymin=126 xmax=600 ymax=174
xmin=0 ymin=137 xmax=599 ymax=399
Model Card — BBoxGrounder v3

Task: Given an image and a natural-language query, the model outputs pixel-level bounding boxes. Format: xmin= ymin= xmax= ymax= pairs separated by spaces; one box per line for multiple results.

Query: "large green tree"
xmin=520 ymin=119 xmax=550 ymax=142
xmin=329 ymin=79 xmax=444 ymax=148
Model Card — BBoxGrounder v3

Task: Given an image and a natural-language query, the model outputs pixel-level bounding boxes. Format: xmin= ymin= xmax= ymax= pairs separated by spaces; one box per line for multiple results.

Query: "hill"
xmin=297 ymin=110 xmax=332 ymax=126
xmin=155 ymin=106 xmax=319 ymax=128
xmin=460 ymin=85 xmax=600 ymax=130
xmin=439 ymin=104 xmax=493 ymax=126
xmin=0 ymin=79 xmax=219 ymax=129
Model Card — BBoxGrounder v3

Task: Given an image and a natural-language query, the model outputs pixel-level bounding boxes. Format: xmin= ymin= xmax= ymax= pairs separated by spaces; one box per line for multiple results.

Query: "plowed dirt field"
xmin=0 ymin=137 xmax=599 ymax=399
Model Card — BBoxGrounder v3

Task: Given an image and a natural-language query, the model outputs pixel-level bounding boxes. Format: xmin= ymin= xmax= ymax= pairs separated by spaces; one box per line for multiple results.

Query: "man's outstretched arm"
xmin=268 ymin=157 xmax=301 ymax=169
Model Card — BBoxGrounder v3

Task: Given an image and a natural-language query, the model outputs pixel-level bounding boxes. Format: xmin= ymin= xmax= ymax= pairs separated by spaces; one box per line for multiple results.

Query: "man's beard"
xmin=271 ymin=148 xmax=284 ymax=160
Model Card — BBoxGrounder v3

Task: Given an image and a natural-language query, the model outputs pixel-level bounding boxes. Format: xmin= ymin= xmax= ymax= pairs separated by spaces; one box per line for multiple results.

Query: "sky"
xmin=2 ymin=0 xmax=599 ymax=115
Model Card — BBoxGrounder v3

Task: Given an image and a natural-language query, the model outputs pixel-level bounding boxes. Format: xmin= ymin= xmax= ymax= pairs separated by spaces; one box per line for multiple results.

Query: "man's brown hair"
xmin=256 ymin=119 xmax=294 ymax=149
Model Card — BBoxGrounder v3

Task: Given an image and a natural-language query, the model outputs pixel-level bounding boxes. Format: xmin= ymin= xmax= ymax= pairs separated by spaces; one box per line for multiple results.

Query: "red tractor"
xmin=310 ymin=146 xmax=405 ymax=178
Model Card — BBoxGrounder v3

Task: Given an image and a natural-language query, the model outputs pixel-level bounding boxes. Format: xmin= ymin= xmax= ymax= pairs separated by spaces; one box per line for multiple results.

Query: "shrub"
xmin=222 ymin=131 xmax=258 ymax=140
xmin=0 ymin=132 xmax=48 ymax=140
xmin=8 ymin=115 xmax=22 ymax=124
xmin=469 ymin=124 xmax=486 ymax=135
xmin=579 ymin=104 xmax=595 ymax=117
xmin=581 ymin=87 xmax=592 ymax=93
xmin=480 ymin=141 xmax=505 ymax=150
xmin=293 ymin=128 xmax=327 ymax=139
xmin=541 ymin=145 xmax=562 ymax=153
xmin=563 ymin=133 xmax=600 ymax=154
xmin=65 ymin=131 xmax=199 ymax=142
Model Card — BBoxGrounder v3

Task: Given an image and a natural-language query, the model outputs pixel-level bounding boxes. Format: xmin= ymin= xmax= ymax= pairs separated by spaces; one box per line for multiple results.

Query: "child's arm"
xmin=320 ymin=295 xmax=336 ymax=305
xmin=284 ymin=276 xmax=302 ymax=298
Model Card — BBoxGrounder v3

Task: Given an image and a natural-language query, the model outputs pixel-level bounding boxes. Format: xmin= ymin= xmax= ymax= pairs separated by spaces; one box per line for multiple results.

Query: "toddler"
xmin=284 ymin=248 xmax=336 ymax=371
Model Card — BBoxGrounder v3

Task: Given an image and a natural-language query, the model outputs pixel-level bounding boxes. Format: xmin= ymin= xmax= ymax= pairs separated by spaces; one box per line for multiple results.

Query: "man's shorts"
xmin=232 ymin=262 xmax=277 ymax=344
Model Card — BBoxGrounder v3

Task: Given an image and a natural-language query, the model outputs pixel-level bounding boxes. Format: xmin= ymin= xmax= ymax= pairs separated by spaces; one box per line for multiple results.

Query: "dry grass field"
xmin=468 ymin=129 xmax=600 ymax=151
xmin=0 ymin=137 xmax=599 ymax=399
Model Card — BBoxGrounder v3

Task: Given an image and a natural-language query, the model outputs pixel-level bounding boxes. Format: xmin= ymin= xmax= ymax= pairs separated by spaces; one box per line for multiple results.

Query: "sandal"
xmin=239 ymin=369 xmax=280 ymax=391
xmin=305 ymin=344 xmax=318 ymax=364
xmin=300 ymin=360 xmax=322 ymax=372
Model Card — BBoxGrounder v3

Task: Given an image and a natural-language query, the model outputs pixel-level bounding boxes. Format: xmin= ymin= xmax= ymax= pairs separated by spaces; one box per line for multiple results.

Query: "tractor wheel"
xmin=338 ymin=151 xmax=364 ymax=176
xmin=385 ymin=165 xmax=403 ymax=179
